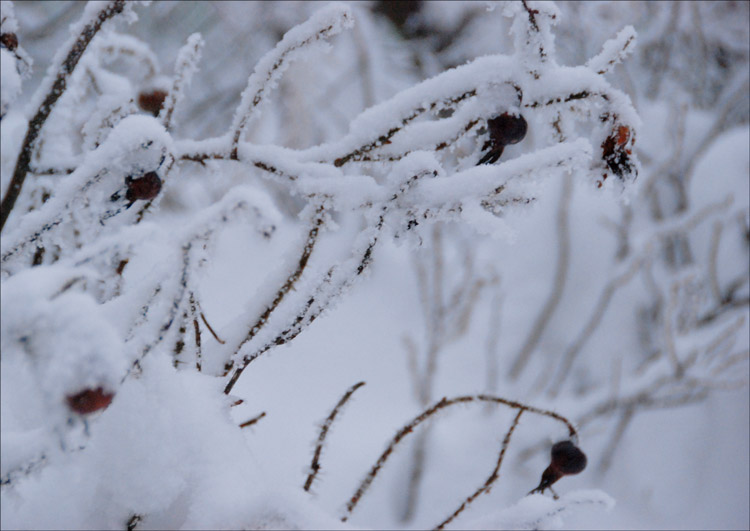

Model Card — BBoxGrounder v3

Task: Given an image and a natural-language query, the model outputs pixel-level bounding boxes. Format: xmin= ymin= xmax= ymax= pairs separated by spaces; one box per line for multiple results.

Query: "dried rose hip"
xmin=1 ymin=32 xmax=18 ymax=51
xmin=488 ymin=113 xmax=528 ymax=146
xmin=137 ymin=89 xmax=167 ymax=117
xmin=477 ymin=113 xmax=528 ymax=165
xmin=125 ymin=171 xmax=162 ymax=202
xmin=529 ymin=440 xmax=587 ymax=495
xmin=601 ymin=124 xmax=634 ymax=180
xmin=66 ymin=387 xmax=114 ymax=414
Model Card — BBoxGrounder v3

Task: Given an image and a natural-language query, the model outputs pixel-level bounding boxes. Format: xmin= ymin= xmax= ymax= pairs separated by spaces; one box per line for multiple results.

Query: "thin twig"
xmin=546 ymin=254 xmax=643 ymax=397
xmin=200 ymin=312 xmax=225 ymax=344
xmin=510 ymin=174 xmax=573 ymax=378
xmin=303 ymin=381 xmax=366 ymax=492
xmin=223 ymin=205 xmax=326 ymax=394
xmin=433 ymin=410 xmax=524 ymax=530
xmin=239 ymin=411 xmax=266 ymax=429
xmin=341 ymin=394 xmax=576 ymax=522
xmin=707 ymin=220 xmax=724 ymax=304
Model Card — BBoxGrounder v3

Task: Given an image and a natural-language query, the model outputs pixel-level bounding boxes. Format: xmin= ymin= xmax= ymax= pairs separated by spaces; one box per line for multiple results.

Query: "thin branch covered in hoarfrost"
xmin=0 ymin=0 xmax=128 ymax=231
xmin=229 ymin=2 xmax=354 ymax=158
xmin=159 ymin=32 xmax=204 ymax=131
xmin=342 ymin=394 xmax=577 ymax=522
xmin=304 ymin=381 xmax=366 ymax=492
xmin=1 ymin=2 xmax=684 ymax=529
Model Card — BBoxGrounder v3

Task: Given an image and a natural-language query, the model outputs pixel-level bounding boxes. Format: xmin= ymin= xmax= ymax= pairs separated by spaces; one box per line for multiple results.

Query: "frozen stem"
xmin=229 ymin=4 xmax=353 ymax=158
xmin=223 ymin=205 xmax=326 ymax=394
xmin=341 ymin=394 xmax=576 ymax=522
xmin=303 ymin=381 xmax=366 ymax=492
xmin=0 ymin=0 xmax=127 ymax=232
xmin=434 ymin=410 xmax=524 ymax=530
xmin=160 ymin=32 xmax=204 ymax=132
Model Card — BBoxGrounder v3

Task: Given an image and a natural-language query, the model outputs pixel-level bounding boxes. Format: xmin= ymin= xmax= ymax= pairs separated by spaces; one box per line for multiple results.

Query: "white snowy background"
xmin=1 ymin=2 xmax=748 ymax=530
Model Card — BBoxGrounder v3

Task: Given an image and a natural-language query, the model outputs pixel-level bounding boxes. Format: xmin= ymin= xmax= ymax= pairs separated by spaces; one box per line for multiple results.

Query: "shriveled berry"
xmin=1 ymin=33 xmax=18 ymax=51
xmin=550 ymin=440 xmax=587 ymax=475
xmin=529 ymin=440 xmax=587 ymax=496
xmin=488 ymin=113 xmax=528 ymax=146
xmin=66 ymin=387 xmax=114 ymax=414
xmin=477 ymin=113 xmax=528 ymax=165
xmin=125 ymin=171 xmax=162 ymax=202
xmin=601 ymin=124 xmax=635 ymax=180
xmin=137 ymin=89 xmax=167 ymax=117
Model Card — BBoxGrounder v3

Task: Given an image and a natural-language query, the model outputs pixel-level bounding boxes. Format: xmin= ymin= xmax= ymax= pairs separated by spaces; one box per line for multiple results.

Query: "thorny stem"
xmin=304 ymin=381 xmax=366 ymax=492
xmin=223 ymin=205 xmax=326 ymax=395
xmin=0 ymin=0 xmax=126 ymax=232
xmin=434 ymin=410 xmax=524 ymax=530
xmin=332 ymin=90 xmax=477 ymax=167
xmin=341 ymin=394 xmax=576 ymax=522
xmin=223 ymin=170 xmax=431 ymax=394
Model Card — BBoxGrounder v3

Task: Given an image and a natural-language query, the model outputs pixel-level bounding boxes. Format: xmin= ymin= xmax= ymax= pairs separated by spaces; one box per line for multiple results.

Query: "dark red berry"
xmin=488 ymin=113 xmax=528 ymax=147
xmin=477 ymin=113 xmax=527 ymax=165
xmin=529 ymin=440 xmax=587 ymax=495
xmin=137 ymin=89 xmax=167 ymax=117
xmin=66 ymin=387 xmax=114 ymax=414
xmin=1 ymin=33 xmax=18 ymax=51
xmin=125 ymin=171 xmax=162 ymax=202
xmin=550 ymin=440 xmax=587 ymax=475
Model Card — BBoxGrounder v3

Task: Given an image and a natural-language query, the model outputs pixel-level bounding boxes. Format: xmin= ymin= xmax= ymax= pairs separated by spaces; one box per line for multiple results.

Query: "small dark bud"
xmin=1 ymin=32 xmax=18 ymax=51
xmin=66 ymin=387 xmax=114 ymax=414
xmin=529 ymin=440 xmax=587 ymax=496
xmin=137 ymin=89 xmax=167 ymax=117
xmin=125 ymin=171 xmax=162 ymax=202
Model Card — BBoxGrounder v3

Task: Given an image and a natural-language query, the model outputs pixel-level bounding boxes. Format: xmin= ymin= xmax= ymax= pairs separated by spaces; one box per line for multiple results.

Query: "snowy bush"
xmin=1 ymin=1 xmax=748 ymax=530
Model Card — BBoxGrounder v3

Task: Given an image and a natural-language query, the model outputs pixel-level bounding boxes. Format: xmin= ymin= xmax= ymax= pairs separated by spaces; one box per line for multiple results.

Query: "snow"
xmin=1 ymin=48 xmax=22 ymax=117
xmin=1 ymin=1 xmax=748 ymax=530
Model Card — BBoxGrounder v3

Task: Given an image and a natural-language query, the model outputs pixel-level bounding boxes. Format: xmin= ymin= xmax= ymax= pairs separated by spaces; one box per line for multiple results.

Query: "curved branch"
xmin=223 ymin=204 xmax=326 ymax=394
xmin=304 ymin=381 xmax=366 ymax=492
xmin=434 ymin=410 xmax=524 ymax=530
xmin=341 ymin=394 xmax=576 ymax=522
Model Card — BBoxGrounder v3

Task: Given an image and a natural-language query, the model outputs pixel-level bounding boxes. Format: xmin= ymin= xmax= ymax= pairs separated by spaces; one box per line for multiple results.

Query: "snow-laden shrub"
xmin=2 ymin=1 xmax=747 ymax=530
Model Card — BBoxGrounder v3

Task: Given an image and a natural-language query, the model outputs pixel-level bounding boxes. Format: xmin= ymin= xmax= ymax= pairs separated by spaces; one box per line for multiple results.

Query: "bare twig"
xmin=200 ymin=311 xmax=225 ymax=344
xmin=223 ymin=205 xmax=326 ymax=394
xmin=303 ymin=381 xmax=366 ymax=492
xmin=546 ymin=254 xmax=644 ymax=397
xmin=434 ymin=410 xmax=524 ymax=530
xmin=341 ymin=394 xmax=576 ymax=522
xmin=239 ymin=411 xmax=267 ymax=429
xmin=510 ymin=174 xmax=573 ymax=378
xmin=596 ymin=406 xmax=634 ymax=474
